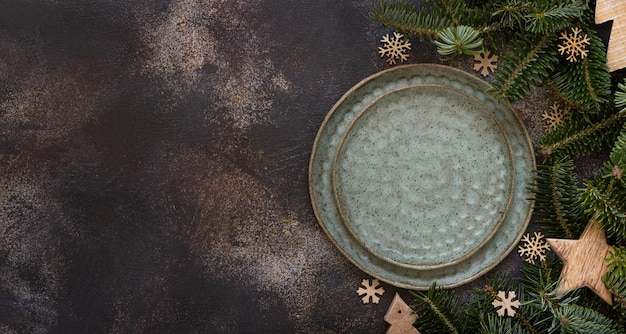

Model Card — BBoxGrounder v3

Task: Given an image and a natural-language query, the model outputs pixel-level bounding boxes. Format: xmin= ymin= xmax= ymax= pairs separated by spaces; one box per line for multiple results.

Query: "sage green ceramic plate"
xmin=332 ymin=84 xmax=515 ymax=270
xmin=309 ymin=64 xmax=535 ymax=289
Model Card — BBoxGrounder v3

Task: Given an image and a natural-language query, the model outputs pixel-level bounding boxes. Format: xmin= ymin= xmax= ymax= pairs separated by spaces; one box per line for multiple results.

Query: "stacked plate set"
xmin=309 ymin=64 xmax=535 ymax=289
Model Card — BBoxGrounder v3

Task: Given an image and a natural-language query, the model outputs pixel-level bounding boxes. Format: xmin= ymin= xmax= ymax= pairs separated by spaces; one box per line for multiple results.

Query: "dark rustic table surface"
xmin=0 ymin=1 xmax=606 ymax=333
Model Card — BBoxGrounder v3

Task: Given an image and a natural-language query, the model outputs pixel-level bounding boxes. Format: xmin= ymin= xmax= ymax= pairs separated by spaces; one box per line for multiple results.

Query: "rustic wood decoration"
xmin=384 ymin=293 xmax=420 ymax=334
xmin=357 ymin=278 xmax=385 ymax=304
xmin=542 ymin=102 xmax=570 ymax=131
xmin=518 ymin=231 xmax=551 ymax=264
xmin=558 ymin=27 xmax=590 ymax=62
xmin=596 ymin=0 xmax=626 ymax=71
xmin=379 ymin=32 xmax=411 ymax=65
xmin=473 ymin=50 xmax=498 ymax=77
xmin=491 ymin=290 xmax=521 ymax=317
xmin=547 ymin=220 xmax=614 ymax=305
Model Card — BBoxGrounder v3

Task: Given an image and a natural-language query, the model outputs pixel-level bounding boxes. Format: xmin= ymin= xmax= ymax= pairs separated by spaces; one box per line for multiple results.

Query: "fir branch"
xmin=532 ymin=158 xmax=585 ymax=238
xmin=538 ymin=111 xmax=626 ymax=160
xmin=580 ymin=126 xmax=626 ymax=243
xmin=606 ymin=247 xmax=626 ymax=278
xmin=491 ymin=32 xmax=559 ymax=101
xmin=545 ymin=78 xmax=591 ymax=112
xmin=410 ymin=284 xmax=464 ymax=334
xmin=491 ymin=0 xmax=532 ymax=29
xmin=479 ymin=313 xmax=526 ymax=334
xmin=369 ymin=0 xmax=453 ymax=39
xmin=522 ymin=1 xmax=584 ymax=34
xmin=548 ymin=25 xmax=611 ymax=113
xmin=581 ymin=180 xmax=626 ymax=243
xmin=434 ymin=25 xmax=484 ymax=56
xmin=557 ymin=304 xmax=623 ymax=333
xmin=434 ymin=0 xmax=467 ymax=26
xmin=603 ymin=269 xmax=626 ymax=322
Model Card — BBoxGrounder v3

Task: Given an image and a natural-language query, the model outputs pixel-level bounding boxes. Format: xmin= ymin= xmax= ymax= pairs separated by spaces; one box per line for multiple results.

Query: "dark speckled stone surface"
xmin=0 ymin=0 xmax=606 ymax=333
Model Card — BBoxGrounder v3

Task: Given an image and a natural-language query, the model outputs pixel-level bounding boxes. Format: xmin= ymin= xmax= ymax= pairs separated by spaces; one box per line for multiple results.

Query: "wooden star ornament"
xmin=547 ymin=220 xmax=614 ymax=304
xmin=596 ymin=0 xmax=626 ymax=71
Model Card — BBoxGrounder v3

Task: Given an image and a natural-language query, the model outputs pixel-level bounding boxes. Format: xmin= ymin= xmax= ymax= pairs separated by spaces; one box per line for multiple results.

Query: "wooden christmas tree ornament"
xmin=384 ymin=293 xmax=420 ymax=334
xmin=596 ymin=0 xmax=626 ymax=71
xmin=547 ymin=220 xmax=614 ymax=304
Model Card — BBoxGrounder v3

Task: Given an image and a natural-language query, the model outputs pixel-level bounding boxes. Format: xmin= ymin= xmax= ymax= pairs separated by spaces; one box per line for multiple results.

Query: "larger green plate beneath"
xmin=309 ymin=64 xmax=535 ymax=289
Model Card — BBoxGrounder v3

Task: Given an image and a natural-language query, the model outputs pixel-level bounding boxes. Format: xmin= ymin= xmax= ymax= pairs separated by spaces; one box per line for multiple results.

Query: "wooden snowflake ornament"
xmin=542 ymin=102 xmax=570 ymax=131
xmin=473 ymin=50 xmax=498 ymax=77
xmin=384 ymin=293 xmax=420 ymax=334
xmin=596 ymin=0 xmax=626 ymax=71
xmin=357 ymin=278 xmax=385 ymax=304
xmin=492 ymin=291 xmax=521 ymax=317
xmin=518 ymin=231 xmax=551 ymax=264
xmin=547 ymin=219 xmax=614 ymax=305
xmin=558 ymin=27 xmax=590 ymax=62
xmin=379 ymin=32 xmax=411 ymax=65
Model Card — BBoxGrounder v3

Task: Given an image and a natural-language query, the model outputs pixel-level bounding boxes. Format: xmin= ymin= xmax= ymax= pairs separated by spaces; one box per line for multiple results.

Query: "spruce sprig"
xmin=410 ymin=284 xmax=465 ymax=334
xmin=490 ymin=32 xmax=559 ymax=101
xmin=434 ymin=25 xmax=484 ymax=56
xmin=557 ymin=304 xmax=623 ymax=334
xmin=521 ymin=0 xmax=585 ymax=34
xmin=603 ymin=269 xmax=626 ymax=324
xmin=580 ymin=127 xmax=626 ymax=243
xmin=547 ymin=25 xmax=611 ymax=113
xmin=531 ymin=158 xmax=586 ymax=238
xmin=537 ymin=111 xmax=626 ymax=160
xmin=368 ymin=0 xmax=454 ymax=39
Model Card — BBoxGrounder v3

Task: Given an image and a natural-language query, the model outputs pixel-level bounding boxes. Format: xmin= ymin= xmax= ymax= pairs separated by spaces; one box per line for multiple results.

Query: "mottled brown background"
xmin=0 ymin=0 xmax=607 ymax=333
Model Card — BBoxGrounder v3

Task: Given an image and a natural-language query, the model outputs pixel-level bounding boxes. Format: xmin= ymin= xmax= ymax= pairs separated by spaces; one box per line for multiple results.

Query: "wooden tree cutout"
xmin=384 ymin=293 xmax=420 ymax=334
xmin=547 ymin=219 xmax=614 ymax=304
xmin=596 ymin=0 xmax=626 ymax=71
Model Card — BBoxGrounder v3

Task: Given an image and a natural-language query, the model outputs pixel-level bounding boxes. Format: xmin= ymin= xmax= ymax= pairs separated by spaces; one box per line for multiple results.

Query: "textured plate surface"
xmin=309 ymin=64 xmax=535 ymax=289
xmin=333 ymin=85 xmax=514 ymax=270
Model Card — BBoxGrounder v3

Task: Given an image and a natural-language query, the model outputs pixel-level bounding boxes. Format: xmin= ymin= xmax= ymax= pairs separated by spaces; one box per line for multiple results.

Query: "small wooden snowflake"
xmin=357 ymin=278 xmax=385 ymax=304
xmin=542 ymin=102 xmax=570 ymax=131
xmin=558 ymin=27 xmax=590 ymax=62
xmin=492 ymin=290 xmax=521 ymax=317
xmin=518 ymin=231 xmax=551 ymax=264
xmin=379 ymin=32 xmax=411 ymax=65
xmin=473 ymin=50 xmax=498 ymax=77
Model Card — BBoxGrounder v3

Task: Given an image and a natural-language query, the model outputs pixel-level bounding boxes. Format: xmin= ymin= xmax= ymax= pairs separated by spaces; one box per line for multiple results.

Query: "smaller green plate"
xmin=333 ymin=84 xmax=514 ymax=270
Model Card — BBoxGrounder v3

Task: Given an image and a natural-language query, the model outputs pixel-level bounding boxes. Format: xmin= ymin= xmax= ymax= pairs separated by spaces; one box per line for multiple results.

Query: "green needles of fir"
xmin=522 ymin=1 xmax=584 ymax=34
xmin=492 ymin=0 xmax=586 ymax=32
xmin=581 ymin=180 xmax=626 ymax=243
xmin=434 ymin=25 xmax=484 ymax=56
xmin=580 ymin=128 xmax=626 ymax=243
xmin=479 ymin=314 xmax=526 ymax=334
xmin=369 ymin=0 xmax=498 ymax=42
xmin=369 ymin=1 xmax=453 ymax=39
xmin=617 ymin=82 xmax=626 ymax=110
xmin=603 ymin=269 xmax=626 ymax=322
xmin=606 ymin=246 xmax=626 ymax=279
xmin=410 ymin=284 xmax=464 ymax=334
xmin=532 ymin=158 xmax=585 ymax=238
xmin=491 ymin=0 xmax=532 ymax=29
xmin=557 ymin=304 xmax=623 ymax=334
xmin=548 ymin=26 xmax=610 ymax=114
xmin=538 ymin=111 xmax=626 ymax=160
xmin=491 ymin=32 xmax=559 ymax=101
